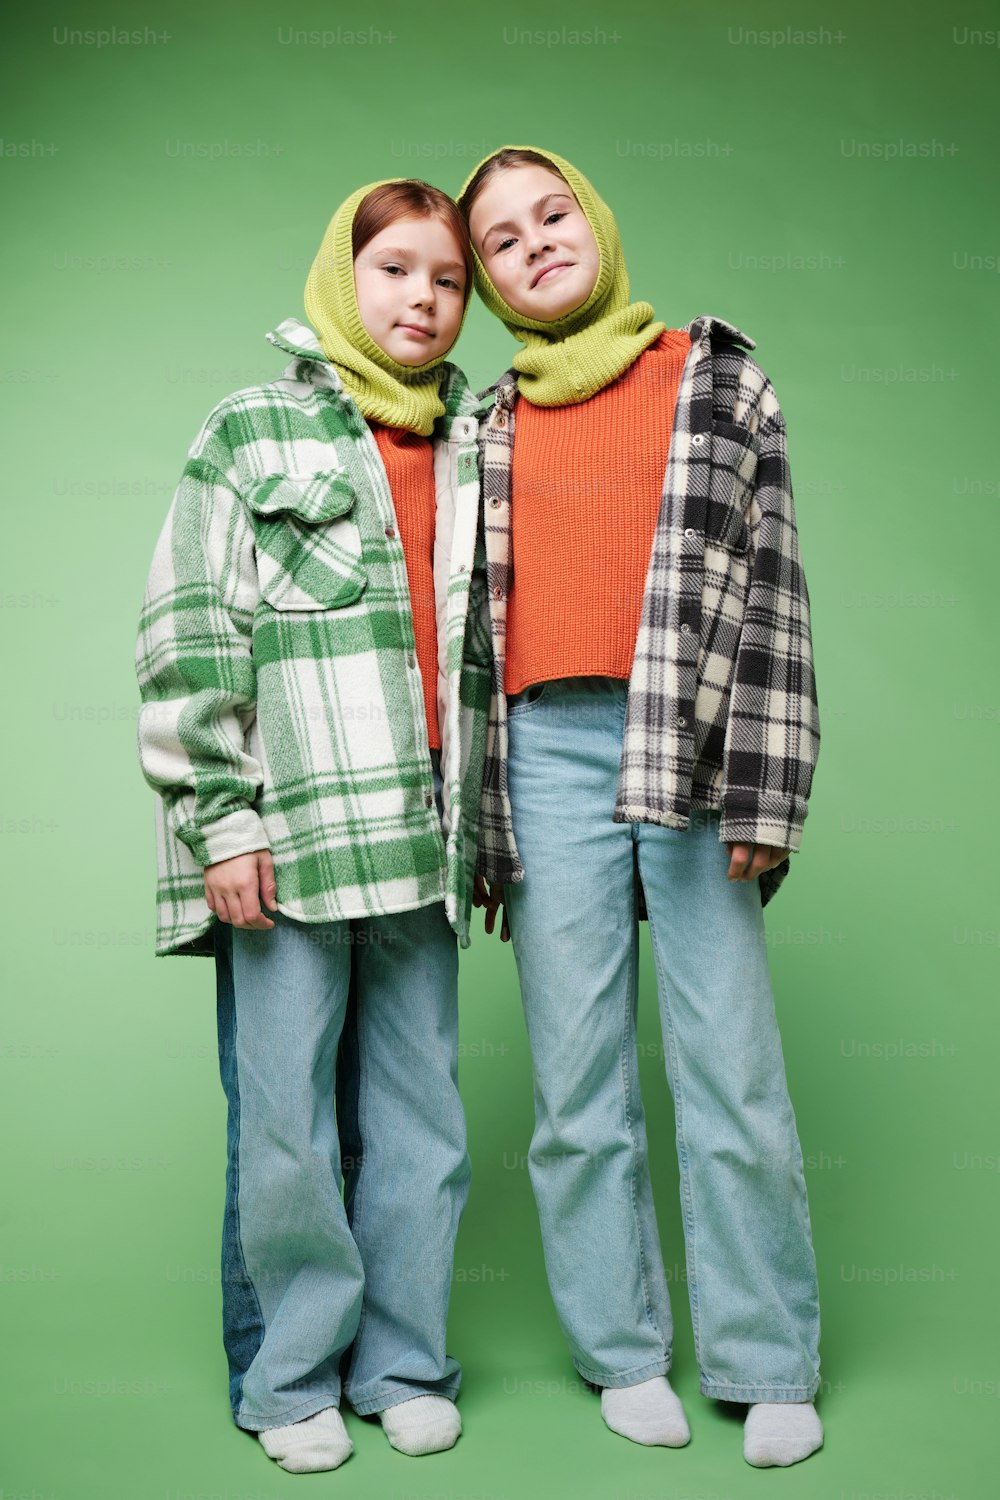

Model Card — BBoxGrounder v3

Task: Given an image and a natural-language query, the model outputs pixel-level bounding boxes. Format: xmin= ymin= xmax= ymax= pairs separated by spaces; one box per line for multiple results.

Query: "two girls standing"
xmin=136 ymin=145 xmax=826 ymax=1475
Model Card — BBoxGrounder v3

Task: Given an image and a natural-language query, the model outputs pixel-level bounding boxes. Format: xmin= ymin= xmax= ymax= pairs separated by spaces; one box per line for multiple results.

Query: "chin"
xmin=524 ymin=296 xmax=578 ymax=322
xmin=524 ymin=276 xmax=589 ymax=321
xmin=392 ymin=335 xmax=442 ymax=365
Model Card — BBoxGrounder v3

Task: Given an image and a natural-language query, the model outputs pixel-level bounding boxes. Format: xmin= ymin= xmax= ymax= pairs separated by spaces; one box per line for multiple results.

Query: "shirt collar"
xmin=265 ymin=317 xmax=476 ymax=441
xmin=265 ymin=318 xmax=348 ymax=398
xmin=266 ymin=316 xmax=335 ymax=364
xmin=684 ymin=313 xmax=756 ymax=350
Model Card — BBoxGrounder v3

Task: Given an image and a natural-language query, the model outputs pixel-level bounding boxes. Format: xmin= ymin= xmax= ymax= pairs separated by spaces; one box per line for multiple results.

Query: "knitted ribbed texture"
xmin=457 ymin=144 xmax=665 ymax=406
xmin=505 ymin=330 xmax=690 ymax=696
xmin=304 ymin=179 xmax=471 ymax=434
xmin=369 ymin=422 xmax=441 ymax=747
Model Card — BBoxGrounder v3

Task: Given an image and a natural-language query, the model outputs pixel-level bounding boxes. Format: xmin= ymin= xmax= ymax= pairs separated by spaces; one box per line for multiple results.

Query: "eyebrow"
xmin=373 ymin=247 xmax=466 ymax=274
xmin=482 ymin=193 xmax=575 ymax=242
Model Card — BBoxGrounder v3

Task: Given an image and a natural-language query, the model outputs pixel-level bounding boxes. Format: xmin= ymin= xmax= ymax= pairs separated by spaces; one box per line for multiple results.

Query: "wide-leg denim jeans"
xmin=213 ymin=750 xmax=471 ymax=1430
xmin=503 ymin=677 xmax=821 ymax=1403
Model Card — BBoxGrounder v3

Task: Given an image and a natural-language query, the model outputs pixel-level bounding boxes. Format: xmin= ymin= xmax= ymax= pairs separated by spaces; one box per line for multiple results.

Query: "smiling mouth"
xmin=531 ymin=262 xmax=572 ymax=289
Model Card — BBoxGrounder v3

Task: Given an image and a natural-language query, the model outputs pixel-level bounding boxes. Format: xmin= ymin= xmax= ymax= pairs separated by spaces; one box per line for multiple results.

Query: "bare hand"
xmin=473 ymin=873 xmax=510 ymax=943
xmin=725 ymin=842 xmax=790 ymax=882
xmin=205 ymin=849 xmax=279 ymax=929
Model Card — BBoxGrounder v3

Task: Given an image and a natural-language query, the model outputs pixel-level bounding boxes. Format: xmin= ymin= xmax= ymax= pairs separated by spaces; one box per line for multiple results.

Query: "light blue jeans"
xmin=213 ymin=749 xmax=470 ymax=1429
xmin=503 ymin=677 xmax=821 ymax=1403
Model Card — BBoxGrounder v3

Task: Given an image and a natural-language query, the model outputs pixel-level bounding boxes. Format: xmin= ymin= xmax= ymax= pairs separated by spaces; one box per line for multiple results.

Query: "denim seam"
xmin=345 ymin=972 xmax=373 ymax=1362
xmin=236 ymin=1390 xmax=342 ymax=1432
xmin=619 ymin=906 xmax=668 ymax=1354
xmin=787 ymin=1095 xmax=822 ymax=1318
xmin=227 ymin=989 xmax=267 ymax=1423
xmin=787 ymin=1112 xmax=823 ymax=1373
xmin=506 ymin=681 xmax=551 ymax=718
xmin=700 ymin=1378 xmax=821 ymax=1402
xmin=573 ymin=1354 xmax=671 ymax=1388
xmin=643 ymin=908 xmax=707 ymax=1375
xmin=349 ymin=1375 xmax=462 ymax=1417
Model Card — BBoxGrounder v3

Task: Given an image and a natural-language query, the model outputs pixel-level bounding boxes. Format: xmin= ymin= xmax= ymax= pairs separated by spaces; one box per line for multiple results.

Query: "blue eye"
xmin=494 ymin=211 xmax=565 ymax=254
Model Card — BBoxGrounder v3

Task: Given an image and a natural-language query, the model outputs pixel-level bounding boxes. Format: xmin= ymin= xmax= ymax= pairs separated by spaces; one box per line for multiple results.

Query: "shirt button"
xmin=680 ymin=622 xmax=692 ymax=633
xmin=677 ymin=715 xmax=688 ymax=727
xmin=691 ymin=433 xmax=706 ymax=447
xmin=424 ymin=793 xmax=434 ymax=808
xmin=684 ymin=527 xmax=695 ymax=537
xmin=494 ymin=409 xmax=507 ymax=428
xmin=492 ymin=586 xmax=504 ymax=600
xmin=489 ymin=496 xmax=501 ymax=508
xmin=385 ymin=525 xmax=396 ymax=539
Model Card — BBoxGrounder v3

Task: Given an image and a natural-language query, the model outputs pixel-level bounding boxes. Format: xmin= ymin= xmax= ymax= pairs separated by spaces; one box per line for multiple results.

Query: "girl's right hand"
xmin=205 ymin=851 xmax=278 ymax=929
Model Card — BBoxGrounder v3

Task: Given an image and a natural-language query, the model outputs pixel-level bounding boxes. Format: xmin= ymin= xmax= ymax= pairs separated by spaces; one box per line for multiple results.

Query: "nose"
xmin=410 ymin=274 xmax=436 ymax=309
xmin=524 ymin=229 xmax=556 ymax=263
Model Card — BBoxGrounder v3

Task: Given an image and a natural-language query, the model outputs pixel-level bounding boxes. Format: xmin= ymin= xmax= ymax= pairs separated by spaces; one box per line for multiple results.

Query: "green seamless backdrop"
xmin=1 ymin=2 xmax=997 ymax=1497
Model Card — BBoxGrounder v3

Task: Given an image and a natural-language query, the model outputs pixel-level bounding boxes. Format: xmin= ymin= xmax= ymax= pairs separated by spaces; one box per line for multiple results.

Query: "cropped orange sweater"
xmin=505 ymin=328 xmax=691 ymax=697
xmin=369 ymin=422 xmax=440 ymax=749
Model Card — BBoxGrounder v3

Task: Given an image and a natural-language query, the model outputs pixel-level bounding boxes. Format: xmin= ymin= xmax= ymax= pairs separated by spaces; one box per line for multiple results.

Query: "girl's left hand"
xmin=473 ymin=874 xmax=510 ymax=942
xmin=725 ymin=843 xmax=791 ymax=882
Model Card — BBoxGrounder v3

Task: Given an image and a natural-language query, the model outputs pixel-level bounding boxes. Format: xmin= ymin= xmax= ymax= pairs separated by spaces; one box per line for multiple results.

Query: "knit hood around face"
xmin=457 ymin=145 xmax=665 ymax=406
xmin=304 ymin=178 xmax=472 ymax=435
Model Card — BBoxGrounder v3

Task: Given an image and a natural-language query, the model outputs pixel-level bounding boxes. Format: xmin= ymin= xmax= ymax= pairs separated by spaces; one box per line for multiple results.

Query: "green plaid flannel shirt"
xmin=135 ymin=319 xmax=492 ymax=957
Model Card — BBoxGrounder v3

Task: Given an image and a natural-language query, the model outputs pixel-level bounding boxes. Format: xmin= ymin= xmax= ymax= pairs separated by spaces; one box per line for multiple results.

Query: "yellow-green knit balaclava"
xmin=457 ymin=145 xmax=665 ymax=406
xmin=304 ymin=178 xmax=472 ymax=435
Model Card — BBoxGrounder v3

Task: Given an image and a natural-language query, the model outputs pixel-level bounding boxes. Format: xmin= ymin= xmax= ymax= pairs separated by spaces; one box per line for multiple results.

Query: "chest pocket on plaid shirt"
xmin=244 ymin=470 xmax=368 ymax=609
xmin=705 ymin=422 xmax=757 ymax=556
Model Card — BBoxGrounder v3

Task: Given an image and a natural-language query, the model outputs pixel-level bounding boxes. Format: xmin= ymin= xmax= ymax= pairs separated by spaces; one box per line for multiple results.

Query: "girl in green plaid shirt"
xmin=136 ymin=180 xmax=491 ymax=1472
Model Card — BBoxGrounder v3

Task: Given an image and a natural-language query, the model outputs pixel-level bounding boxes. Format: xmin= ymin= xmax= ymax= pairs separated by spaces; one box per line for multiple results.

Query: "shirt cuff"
xmin=718 ymin=796 xmax=807 ymax=853
xmin=180 ymin=808 xmax=270 ymax=868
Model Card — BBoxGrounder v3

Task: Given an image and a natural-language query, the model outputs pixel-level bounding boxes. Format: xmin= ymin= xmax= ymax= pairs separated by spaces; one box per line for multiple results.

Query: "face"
xmin=467 ymin=163 xmax=600 ymax=322
xmin=353 ymin=215 xmax=468 ymax=365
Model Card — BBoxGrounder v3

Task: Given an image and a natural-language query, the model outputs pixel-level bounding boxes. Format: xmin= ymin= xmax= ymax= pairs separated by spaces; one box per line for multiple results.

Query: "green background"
xmin=2 ymin=1 xmax=997 ymax=1496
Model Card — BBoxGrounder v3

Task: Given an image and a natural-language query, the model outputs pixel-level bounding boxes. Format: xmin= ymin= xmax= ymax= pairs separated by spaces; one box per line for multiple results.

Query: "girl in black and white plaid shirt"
xmin=461 ymin=144 xmax=824 ymax=1471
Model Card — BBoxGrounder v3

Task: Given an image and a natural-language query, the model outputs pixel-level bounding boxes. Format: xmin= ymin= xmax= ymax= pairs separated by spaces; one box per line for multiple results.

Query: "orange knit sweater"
xmin=505 ymin=328 xmax=690 ymax=697
xmin=369 ymin=422 xmax=440 ymax=749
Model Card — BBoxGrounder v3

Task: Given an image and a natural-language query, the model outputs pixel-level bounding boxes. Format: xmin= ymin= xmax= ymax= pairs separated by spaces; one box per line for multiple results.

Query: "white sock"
xmin=379 ymin=1395 xmax=462 ymax=1456
xmin=743 ymin=1401 xmax=823 ymax=1467
xmin=600 ymin=1375 xmax=690 ymax=1447
xmin=258 ymin=1405 xmax=353 ymax=1473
